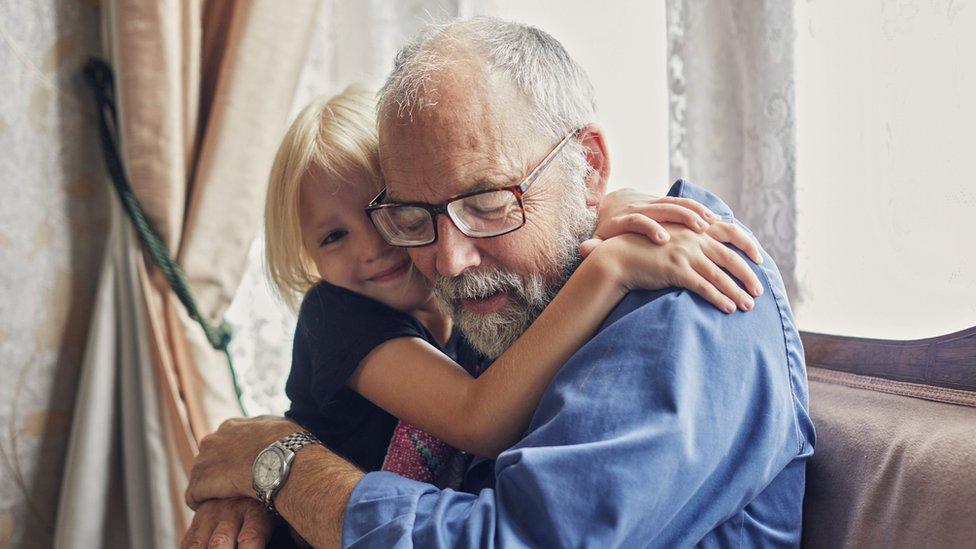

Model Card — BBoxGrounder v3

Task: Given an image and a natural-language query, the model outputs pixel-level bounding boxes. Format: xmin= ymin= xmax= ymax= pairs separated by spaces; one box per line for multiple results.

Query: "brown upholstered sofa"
xmin=800 ymin=327 xmax=976 ymax=548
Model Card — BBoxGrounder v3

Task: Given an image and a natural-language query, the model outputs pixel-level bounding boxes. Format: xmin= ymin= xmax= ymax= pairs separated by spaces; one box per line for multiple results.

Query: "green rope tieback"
xmin=206 ymin=320 xmax=234 ymax=351
xmin=83 ymin=58 xmax=247 ymax=416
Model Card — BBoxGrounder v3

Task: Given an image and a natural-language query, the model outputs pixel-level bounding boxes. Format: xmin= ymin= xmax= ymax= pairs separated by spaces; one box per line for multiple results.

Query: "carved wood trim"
xmin=800 ymin=327 xmax=976 ymax=392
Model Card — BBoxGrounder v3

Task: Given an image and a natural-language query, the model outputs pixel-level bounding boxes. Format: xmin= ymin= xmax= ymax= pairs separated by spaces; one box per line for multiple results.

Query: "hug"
xmin=184 ymin=17 xmax=812 ymax=548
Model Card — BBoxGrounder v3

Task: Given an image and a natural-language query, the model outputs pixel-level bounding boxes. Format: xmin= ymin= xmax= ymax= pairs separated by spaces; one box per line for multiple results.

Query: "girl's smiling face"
xmin=299 ymin=167 xmax=434 ymax=312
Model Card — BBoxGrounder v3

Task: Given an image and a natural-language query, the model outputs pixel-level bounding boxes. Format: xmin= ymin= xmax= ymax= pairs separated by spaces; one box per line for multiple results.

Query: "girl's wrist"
xmin=579 ymin=243 xmax=629 ymax=299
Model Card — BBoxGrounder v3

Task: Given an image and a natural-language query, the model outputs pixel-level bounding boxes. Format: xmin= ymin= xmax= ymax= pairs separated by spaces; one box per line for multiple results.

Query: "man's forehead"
xmin=385 ymin=156 xmax=521 ymax=203
xmin=380 ymin=121 xmax=526 ymax=203
xmin=378 ymin=59 xmax=540 ymax=202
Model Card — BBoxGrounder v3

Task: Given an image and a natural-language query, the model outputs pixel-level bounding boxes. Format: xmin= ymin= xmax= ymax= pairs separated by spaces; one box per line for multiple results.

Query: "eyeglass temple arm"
xmin=367 ymin=188 xmax=387 ymax=208
xmin=518 ymin=128 xmax=582 ymax=194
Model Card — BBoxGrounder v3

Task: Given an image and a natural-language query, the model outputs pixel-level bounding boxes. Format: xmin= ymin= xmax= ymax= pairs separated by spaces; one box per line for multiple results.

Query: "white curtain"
xmin=667 ymin=0 xmax=799 ymax=300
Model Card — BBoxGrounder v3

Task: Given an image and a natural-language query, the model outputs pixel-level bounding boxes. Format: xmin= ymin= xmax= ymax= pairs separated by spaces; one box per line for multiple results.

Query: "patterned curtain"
xmin=667 ymin=0 xmax=799 ymax=301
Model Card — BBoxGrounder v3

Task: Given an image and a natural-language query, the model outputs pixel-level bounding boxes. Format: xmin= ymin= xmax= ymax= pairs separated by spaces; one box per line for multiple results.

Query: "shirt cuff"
xmin=342 ymin=471 xmax=437 ymax=546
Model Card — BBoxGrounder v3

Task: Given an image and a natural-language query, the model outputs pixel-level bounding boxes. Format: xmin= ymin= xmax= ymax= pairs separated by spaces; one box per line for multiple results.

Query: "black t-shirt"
xmin=284 ymin=281 xmax=485 ymax=473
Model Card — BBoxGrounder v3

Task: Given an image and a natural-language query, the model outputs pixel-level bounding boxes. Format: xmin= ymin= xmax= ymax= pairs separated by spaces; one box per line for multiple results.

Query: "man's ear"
xmin=578 ymin=124 xmax=610 ymax=208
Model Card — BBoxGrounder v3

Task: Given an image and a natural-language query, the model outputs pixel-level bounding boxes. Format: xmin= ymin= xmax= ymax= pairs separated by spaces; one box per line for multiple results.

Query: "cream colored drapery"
xmin=55 ymin=1 xmax=318 ymax=546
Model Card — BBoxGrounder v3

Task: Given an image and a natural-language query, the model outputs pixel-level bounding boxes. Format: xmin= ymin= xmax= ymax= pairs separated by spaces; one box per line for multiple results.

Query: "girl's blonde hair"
xmin=265 ymin=84 xmax=383 ymax=309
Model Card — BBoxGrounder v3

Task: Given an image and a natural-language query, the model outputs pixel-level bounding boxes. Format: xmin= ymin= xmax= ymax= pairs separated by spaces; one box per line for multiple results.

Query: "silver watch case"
xmin=252 ymin=442 xmax=296 ymax=510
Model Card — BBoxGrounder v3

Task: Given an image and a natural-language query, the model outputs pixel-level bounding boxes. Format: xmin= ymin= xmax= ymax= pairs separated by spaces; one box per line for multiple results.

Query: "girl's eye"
xmin=319 ymin=229 xmax=348 ymax=247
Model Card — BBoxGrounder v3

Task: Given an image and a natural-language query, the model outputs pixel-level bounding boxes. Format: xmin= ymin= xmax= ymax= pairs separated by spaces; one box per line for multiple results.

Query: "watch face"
xmin=253 ymin=448 xmax=284 ymax=490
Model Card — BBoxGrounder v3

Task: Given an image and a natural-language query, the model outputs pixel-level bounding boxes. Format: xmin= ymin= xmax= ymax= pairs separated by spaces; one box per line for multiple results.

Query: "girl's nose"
xmin=360 ymin=218 xmax=395 ymax=264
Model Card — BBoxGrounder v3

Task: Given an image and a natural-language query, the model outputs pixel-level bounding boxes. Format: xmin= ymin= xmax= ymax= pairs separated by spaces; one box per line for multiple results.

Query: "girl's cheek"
xmin=315 ymin=256 xmax=339 ymax=285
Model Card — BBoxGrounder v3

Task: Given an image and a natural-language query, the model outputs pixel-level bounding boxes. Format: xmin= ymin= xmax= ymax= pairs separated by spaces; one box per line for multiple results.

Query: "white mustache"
xmin=432 ymin=268 xmax=527 ymax=303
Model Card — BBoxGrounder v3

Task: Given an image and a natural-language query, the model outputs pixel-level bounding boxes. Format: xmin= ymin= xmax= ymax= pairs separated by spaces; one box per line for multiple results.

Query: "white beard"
xmin=432 ymin=266 xmax=555 ymax=359
xmin=431 ymin=183 xmax=596 ymax=358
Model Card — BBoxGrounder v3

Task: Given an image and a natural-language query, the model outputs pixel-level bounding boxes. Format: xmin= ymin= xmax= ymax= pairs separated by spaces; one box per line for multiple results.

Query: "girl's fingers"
xmin=598 ymin=214 xmax=670 ymax=244
xmin=703 ymin=241 xmax=764 ymax=298
xmin=708 ymin=222 xmax=763 ymax=264
xmin=680 ymin=270 xmax=737 ymax=314
xmin=624 ymin=204 xmax=709 ymax=232
xmin=693 ymin=255 xmax=755 ymax=311
xmin=579 ymin=238 xmax=603 ymax=258
xmin=651 ymin=196 xmax=719 ymax=223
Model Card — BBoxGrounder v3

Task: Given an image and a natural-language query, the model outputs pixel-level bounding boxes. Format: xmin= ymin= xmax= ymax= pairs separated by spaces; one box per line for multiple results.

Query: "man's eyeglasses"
xmin=365 ymin=128 xmax=582 ymax=247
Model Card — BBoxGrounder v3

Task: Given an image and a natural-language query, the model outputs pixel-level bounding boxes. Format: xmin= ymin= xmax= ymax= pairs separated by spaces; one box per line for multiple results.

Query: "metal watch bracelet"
xmin=256 ymin=430 xmax=322 ymax=515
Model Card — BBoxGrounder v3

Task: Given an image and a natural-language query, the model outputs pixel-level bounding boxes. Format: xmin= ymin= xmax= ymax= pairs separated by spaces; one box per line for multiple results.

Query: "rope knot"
xmin=207 ymin=321 xmax=234 ymax=351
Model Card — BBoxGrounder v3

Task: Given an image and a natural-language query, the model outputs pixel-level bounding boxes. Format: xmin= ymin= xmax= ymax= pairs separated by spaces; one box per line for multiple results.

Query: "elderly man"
xmin=184 ymin=17 xmax=814 ymax=548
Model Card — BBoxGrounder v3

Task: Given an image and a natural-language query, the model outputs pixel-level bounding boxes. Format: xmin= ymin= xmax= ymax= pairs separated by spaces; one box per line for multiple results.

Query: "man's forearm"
xmin=275 ymin=444 xmax=364 ymax=548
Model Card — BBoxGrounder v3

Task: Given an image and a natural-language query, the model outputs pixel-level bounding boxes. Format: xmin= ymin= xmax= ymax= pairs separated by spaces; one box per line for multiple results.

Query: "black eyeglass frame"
xmin=365 ymin=128 xmax=582 ymax=248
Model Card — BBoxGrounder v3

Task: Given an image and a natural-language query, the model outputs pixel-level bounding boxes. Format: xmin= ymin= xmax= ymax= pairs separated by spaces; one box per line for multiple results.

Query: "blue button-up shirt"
xmin=342 ymin=181 xmax=815 ymax=547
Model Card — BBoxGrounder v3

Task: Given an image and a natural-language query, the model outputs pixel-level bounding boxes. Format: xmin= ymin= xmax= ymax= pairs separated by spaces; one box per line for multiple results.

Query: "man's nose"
xmin=433 ymin=215 xmax=481 ymax=277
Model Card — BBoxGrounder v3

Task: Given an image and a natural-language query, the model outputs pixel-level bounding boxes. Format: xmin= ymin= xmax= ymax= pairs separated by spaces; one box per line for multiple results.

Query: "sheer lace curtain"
xmin=667 ymin=0 xmax=799 ymax=301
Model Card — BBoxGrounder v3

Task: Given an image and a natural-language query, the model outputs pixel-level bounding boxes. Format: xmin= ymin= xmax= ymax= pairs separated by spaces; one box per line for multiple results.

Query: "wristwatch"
xmin=252 ymin=431 xmax=322 ymax=515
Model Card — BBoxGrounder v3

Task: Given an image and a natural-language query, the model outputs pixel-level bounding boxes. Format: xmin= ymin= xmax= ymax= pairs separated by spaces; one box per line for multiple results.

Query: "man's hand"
xmin=181 ymin=498 xmax=275 ymax=549
xmin=186 ymin=415 xmax=302 ymax=510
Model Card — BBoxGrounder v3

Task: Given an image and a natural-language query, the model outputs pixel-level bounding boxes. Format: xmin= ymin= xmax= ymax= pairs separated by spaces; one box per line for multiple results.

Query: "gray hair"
xmin=378 ymin=16 xmax=597 ymax=140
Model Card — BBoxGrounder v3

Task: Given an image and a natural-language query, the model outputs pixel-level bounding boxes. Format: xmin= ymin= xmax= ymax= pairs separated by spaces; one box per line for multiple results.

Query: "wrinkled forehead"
xmin=378 ymin=68 xmax=542 ymax=203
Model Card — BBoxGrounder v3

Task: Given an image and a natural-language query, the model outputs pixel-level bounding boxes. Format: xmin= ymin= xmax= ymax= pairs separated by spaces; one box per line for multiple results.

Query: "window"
xmin=793 ymin=0 xmax=976 ymax=338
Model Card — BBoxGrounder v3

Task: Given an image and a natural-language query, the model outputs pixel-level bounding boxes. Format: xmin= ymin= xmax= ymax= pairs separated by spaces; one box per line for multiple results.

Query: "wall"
xmin=794 ymin=0 xmax=976 ymax=338
xmin=0 ymin=1 xmax=108 ymax=547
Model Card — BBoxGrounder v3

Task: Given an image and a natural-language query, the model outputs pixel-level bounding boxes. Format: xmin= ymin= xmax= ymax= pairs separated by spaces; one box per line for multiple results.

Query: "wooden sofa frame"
xmin=800 ymin=326 xmax=976 ymax=392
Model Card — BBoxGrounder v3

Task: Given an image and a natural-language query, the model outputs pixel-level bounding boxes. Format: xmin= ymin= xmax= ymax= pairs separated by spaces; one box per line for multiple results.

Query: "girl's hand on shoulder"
xmin=584 ymin=188 xmax=763 ymax=265
xmin=589 ymin=188 xmax=717 ymax=246
xmin=592 ymin=226 xmax=765 ymax=314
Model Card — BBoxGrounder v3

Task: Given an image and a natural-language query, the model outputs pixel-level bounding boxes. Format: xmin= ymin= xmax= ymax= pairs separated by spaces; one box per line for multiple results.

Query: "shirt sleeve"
xmin=341 ymin=181 xmax=814 ymax=547
xmin=296 ymin=283 xmax=431 ymax=409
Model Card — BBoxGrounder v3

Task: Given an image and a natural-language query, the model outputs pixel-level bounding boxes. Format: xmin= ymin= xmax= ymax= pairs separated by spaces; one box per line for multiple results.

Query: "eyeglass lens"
xmin=371 ymin=189 xmax=524 ymax=245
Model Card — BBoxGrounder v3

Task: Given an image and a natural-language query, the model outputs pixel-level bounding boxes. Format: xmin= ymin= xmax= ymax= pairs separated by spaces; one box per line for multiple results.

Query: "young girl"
xmin=264 ymin=85 xmax=762 ymax=487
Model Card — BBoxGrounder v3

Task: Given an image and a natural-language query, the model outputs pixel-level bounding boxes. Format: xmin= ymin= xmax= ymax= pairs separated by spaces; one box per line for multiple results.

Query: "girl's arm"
xmin=348 ymin=225 xmax=763 ymax=459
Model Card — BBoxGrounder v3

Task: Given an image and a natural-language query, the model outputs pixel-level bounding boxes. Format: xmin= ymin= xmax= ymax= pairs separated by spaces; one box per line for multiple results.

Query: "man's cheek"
xmin=521 ymin=198 xmax=563 ymax=231
xmin=478 ymin=235 xmax=535 ymax=275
